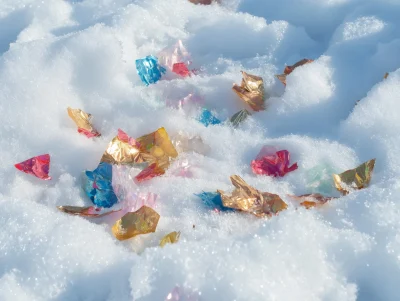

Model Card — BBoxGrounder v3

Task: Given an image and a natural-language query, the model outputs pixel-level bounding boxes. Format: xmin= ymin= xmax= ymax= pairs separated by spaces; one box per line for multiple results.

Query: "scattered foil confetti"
xmin=160 ymin=231 xmax=181 ymax=247
xmin=83 ymin=162 xmax=118 ymax=208
xmin=218 ymin=175 xmax=288 ymax=217
xmin=230 ymin=109 xmax=251 ymax=128
xmin=333 ymin=159 xmax=376 ymax=195
xmin=198 ymin=109 xmax=221 ymax=127
xmin=57 ymin=205 xmax=120 ymax=218
xmin=136 ymin=55 xmax=166 ymax=86
xmin=232 ymin=71 xmax=265 ymax=111
xmin=15 ymin=154 xmax=51 ymax=180
xmin=67 ymin=107 xmax=101 ymax=138
xmin=165 ymin=286 xmax=200 ymax=301
xmin=112 ymin=206 xmax=160 ymax=241
xmin=251 ymin=146 xmax=298 ymax=177
xmin=276 ymin=58 xmax=314 ymax=86
xmin=195 ymin=191 xmax=233 ymax=212
xmin=288 ymin=194 xmax=336 ymax=209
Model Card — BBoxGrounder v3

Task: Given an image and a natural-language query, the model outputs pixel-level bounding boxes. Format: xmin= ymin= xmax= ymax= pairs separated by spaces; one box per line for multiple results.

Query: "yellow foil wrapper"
xmin=218 ymin=175 xmax=287 ymax=217
xmin=333 ymin=159 xmax=376 ymax=195
xmin=112 ymin=206 xmax=160 ymax=241
xmin=67 ymin=107 xmax=100 ymax=136
xmin=232 ymin=71 xmax=265 ymax=112
xmin=159 ymin=231 xmax=181 ymax=247
xmin=57 ymin=205 xmax=119 ymax=218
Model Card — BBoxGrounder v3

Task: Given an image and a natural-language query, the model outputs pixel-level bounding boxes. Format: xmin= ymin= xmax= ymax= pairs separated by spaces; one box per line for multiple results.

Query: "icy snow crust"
xmin=0 ymin=0 xmax=400 ymax=300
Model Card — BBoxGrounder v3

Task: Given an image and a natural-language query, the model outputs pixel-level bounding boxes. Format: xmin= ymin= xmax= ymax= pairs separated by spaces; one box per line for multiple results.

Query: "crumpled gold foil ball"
xmin=218 ymin=175 xmax=287 ymax=217
xmin=232 ymin=71 xmax=265 ymax=112
xmin=333 ymin=159 xmax=376 ymax=195
xmin=159 ymin=231 xmax=181 ymax=247
xmin=112 ymin=206 xmax=160 ymax=241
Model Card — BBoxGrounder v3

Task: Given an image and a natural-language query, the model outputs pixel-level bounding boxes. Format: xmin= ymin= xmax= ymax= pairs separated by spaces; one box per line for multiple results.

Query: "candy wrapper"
xmin=251 ymin=146 xmax=298 ymax=177
xmin=83 ymin=162 xmax=118 ymax=208
xmin=232 ymin=71 xmax=265 ymax=111
xmin=170 ymin=159 xmax=193 ymax=178
xmin=230 ymin=109 xmax=251 ymax=128
xmin=288 ymin=194 xmax=336 ymax=209
xmin=195 ymin=191 xmax=233 ymax=212
xmin=112 ymin=206 xmax=160 ymax=241
xmin=276 ymin=58 xmax=313 ymax=86
xmin=306 ymin=164 xmax=336 ymax=194
xmin=57 ymin=205 xmax=120 ymax=218
xmin=218 ymin=175 xmax=287 ymax=217
xmin=136 ymin=55 xmax=166 ymax=86
xmin=160 ymin=231 xmax=181 ymax=247
xmin=158 ymin=40 xmax=191 ymax=71
xmin=135 ymin=163 xmax=165 ymax=183
xmin=198 ymin=109 xmax=221 ymax=127
xmin=67 ymin=107 xmax=101 ymax=138
xmin=15 ymin=154 xmax=51 ymax=180
xmin=166 ymin=94 xmax=204 ymax=114
xmin=333 ymin=159 xmax=376 ymax=195
xmin=172 ymin=132 xmax=210 ymax=155
xmin=172 ymin=63 xmax=191 ymax=77
xmin=165 ymin=286 xmax=200 ymax=301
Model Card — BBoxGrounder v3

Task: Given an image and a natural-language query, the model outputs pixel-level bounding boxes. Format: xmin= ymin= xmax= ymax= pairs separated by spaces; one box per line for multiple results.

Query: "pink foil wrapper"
xmin=251 ymin=146 xmax=298 ymax=177
xmin=166 ymin=93 xmax=204 ymax=113
xmin=15 ymin=154 xmax=51 ymax=180
xmin=158 ymin=40 xmax=191 ymax=71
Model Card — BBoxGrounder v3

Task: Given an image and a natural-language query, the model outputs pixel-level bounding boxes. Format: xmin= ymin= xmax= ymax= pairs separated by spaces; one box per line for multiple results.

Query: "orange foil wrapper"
xmin=135 ymin=163 xmax=166 ymax=183
xmin=57 ymin=205 xmax=120 ymax=218
xmin=232 ymin=71 xmax=265 ymax=112
xmin=276 ymin=59 xmax=314 ymax=86
xmin=160 ymin=231 xmax=181 ymax=247
xmin=112 ymin=206 xmax=160 ymax=241
xmin=333 ymin=159 xmax=376 ymax=195
xmin=289 ymin=194 xmax=336 ymax=209
xmin=67 ymin=107 xmax=101 ymax=138
xmin=218 ymin=175 xmax=287 ymax=217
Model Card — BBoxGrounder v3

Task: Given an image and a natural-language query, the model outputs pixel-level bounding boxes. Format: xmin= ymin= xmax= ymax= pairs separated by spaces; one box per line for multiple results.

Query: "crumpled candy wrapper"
xmin=172 ymin=62 xmax=191 ymax=77
xmin=158 ymin=40 xmax=193 ymax=77
xmin=160 ymin=231 xmax=181 ymax=247
xmin=198 ymin=109 xmax=221 ymax=127
xmin=333 ymin=159 xmax=376 ymax=195
xmin=135 ymin=163 xmax=166 ymax=183
xmin=136 ymin=55 xmax=166 ymax=86
xmin=83 ymin=162 xmax=118 ymax=208
xmin=232 ymin=71 xmax=265 ymax=112
xmin=67 ymin=107 xmax=101 ymax=138
xmin=172 ymin=132 xmax=210 ymax=155
xmin=15 ymin=154 xmax=51 ymax=180
xmin=57 ymin=205 xmax=120 ymax=218
xmin=218 ymin=175 xmax=288 ymax=217
xmin=195 ymin=191 xmax=233 ymax=212
xmin=112 ymin=206 xmax=160 ymax=241
xmin=276 ymin=58 xmax=314 ymax=86
xmin=165 ymin=286 xmax=200 ymax=301
xmin=251 ymin=146 xmax=298 ymax=177
xmin=230 ymin=109 xmax=251 ymax=128
xmin=288 ymin=194 xmax=336 ymax=209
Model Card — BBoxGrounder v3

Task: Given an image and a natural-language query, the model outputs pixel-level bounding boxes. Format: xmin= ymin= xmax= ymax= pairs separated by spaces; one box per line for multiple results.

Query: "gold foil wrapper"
xmin=57 ymin=205 xmax=119 ymax=218
xmin=67 ymin=107 xmax=100 ymax=136
xmin=333 ymin=159 xmax=376 ymax=195
xmin=232 ymin=71 xmax=265 ymax=112
xmin=218 ymin=175 xmax=287 ymax=217
xmin=112 ymin=206 xmax=160 ymax=241
xmin=276 ymin=59 xmax=314 ymax=86
xmin=289 ymin=194 xmax=336 ymax=209
xmin=159 ymin=231 xmax=181 ymax=247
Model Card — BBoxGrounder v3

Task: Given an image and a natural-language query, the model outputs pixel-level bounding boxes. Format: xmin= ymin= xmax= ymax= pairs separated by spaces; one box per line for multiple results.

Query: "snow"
xmin=0 ymin=0 xmax=400 ymax=300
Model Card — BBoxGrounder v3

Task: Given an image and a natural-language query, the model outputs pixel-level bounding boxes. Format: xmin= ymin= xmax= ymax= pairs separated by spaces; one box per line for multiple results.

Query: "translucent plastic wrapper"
xmin=306 ymin=164 xmax=336 ymax=194
xmin=158 ymin=40 xmax=191 ymax=71
xmin=172 ymin=132 xmax=210 ymax=155
xmin=160 ymin=231 xmax=181 ymax=247
xmin=251 ymin=146 xmax=298 ymax=177
xmin=198 ymin=109 xmax=221 ymax=127
xmin=276 ymin=58 xmax=313 ymax=86
xmin=67 ymin=107 xmax=101 ymax=138
xmin=112 ymin=206 xmax=160 ymax=241
xmin=288 ymin=194 xmax=336 ymax=209
xmin=136 ymin=55 xmax=166 ymax=86
xmin=232 ymin=71 xmax=265 ymax=111
xmin=230 ymin=109 xmax=250 ymax=128
xmin=83 ymin=162 xmax=118 ymax=208
xmin=57 ymin=205 xmax=120 ymax=218
xmin=195 ymin=191 xmax=233 ymax=212
xmin=166 ymin=94 xmax=204 ymax=114
xmin=165 ymin=286 xmax=200 ymax=301
xmin=15 ymin=154 xmax=51 ymax=180
xmin=333 ymin=159 xmax=376 ymax=195
xmin=218 ymin=175 xmax=287 ymax=217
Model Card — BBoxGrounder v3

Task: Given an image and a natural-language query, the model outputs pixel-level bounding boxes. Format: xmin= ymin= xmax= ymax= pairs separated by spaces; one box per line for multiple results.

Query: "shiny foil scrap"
xmin=218 ymin=175 xmax=288 ymax=217
xmin=195 ymin=191 xmax=233 ymax=212
xmin=112 ymin=206 xmax=160 ymax=241
xmin=289 ymin=194 xmax=336 ymax=209
xmin=276 ymin=58 xmax=314 ymax=86
xmin=83 ymin=162 xmax=118 ymax=208
xmin=230 ymin=109 xmax=251 ymax=128
xmin=198 ymin=108 xmax=221 ymax=127
xmin=251 ymin=146 xmax=298 ymax=177
xmin=67 ymin=107 xmax=101 ymax=138
xmin=333 ymin=159 xmax=376 ymax=195
xmin=57 ymin=205 xmax=119 ymax=218
xmin=136 ymin=55 xmax=166 ymax=86
xmin=232 ymin=71 xmax=265 ymax=111
xmin=158 ymin=40 xmax=191 ymax=71
xmin=135 ymin=163 xmax=165 ymax=183
xmin=159 ymin=231 xmax=181 ymax=247
xmin=172 ymin=62 xmax=191 ymax=77
xmin=15 ymin=154 xmax=51 ymax=180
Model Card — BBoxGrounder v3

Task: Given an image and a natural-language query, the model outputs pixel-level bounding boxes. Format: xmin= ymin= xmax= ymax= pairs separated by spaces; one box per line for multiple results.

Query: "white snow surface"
xmin=1 ymin=0 xmax=400 ymax=300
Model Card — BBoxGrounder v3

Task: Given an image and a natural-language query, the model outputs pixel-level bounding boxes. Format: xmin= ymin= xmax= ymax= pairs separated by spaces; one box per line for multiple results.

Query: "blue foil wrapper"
xmin=198 ymin=109 xmax=221 ymax=127
xmin=195 ymin=191 xmax=232 ymax=211
xmin=135 ymin=55 xmax=166 ymax=86
xmin=83 ymin=162 xmax=118 ymax=208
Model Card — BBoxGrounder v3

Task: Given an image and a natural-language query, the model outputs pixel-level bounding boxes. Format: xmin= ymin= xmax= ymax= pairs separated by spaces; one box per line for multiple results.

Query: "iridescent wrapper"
xmin=276 ymin=58 xmax=313 ymax=86
xmin=198 ymin=109 xmax=221 ymax=127
xmin=159 ymin=231 xmax=181 ymax=247
xmin=158 ymin=40 xmax=191 ymax=71
xmin=15 ymin=154 xmax=51 ymax=180
xmin=57 ymin=205 xmax=120 ymax=218
xmin=288 ymin=194 xmax=336 ymax=209
xmin=230 ymin=109 xmax=251 ymax=128
xmin=251 ymin=146 xmax=298 ymax=177
xmin=333 ymin=159 xmax=376 ymax=195
xmin=171 ymin=132 xmax=210 ymax=155
xmin=112 ymin=206 xmax=160 ymax=241
xmin=218 ymin=175 xmax=287 ymax=217
xmin=232 ymin=71 xmax=265 ymax=111
xmin=67 ymin=107 xmax=101 ymax=138
xmin=135 ymin=163 xmax=165 ymax=183
xmin=136 ymin=55 xmax=166 ymax=86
